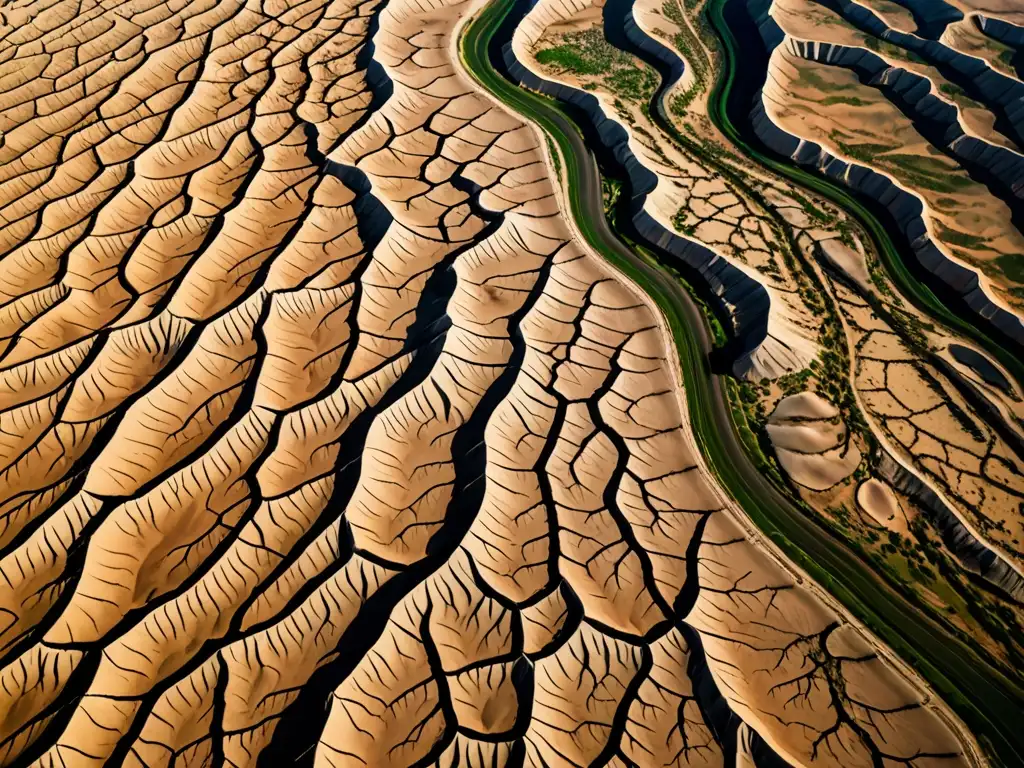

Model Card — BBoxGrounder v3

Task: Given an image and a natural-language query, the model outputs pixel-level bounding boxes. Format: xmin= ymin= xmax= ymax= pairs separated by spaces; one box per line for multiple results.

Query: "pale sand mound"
xmin=819 ymin=237 xmax=872 ymax=292
xmin=857 ymin=478 xmax=911 ymax=532
xmin=768 ymin=391 xmax=863 ymax=491
xmin=772 ymin=389 xmax=839 ymax=420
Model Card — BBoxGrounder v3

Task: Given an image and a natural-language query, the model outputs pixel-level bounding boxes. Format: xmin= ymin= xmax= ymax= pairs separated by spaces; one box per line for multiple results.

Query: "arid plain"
xmin=0 ymin=0 xmax=1020 ymax=765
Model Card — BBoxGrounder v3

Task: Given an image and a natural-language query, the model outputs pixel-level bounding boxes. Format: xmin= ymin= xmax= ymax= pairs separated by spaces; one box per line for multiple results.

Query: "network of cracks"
xmin=0 ymin=0 xmax=995 ymax=765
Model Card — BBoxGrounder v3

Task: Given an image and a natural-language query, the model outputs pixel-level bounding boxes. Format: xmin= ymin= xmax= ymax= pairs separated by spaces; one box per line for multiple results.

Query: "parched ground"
xmin=522 ymin=0 xmax=826 ymax=381
xmin=0 ymin=0 xmax=984 ymax=764
xmin=765 ymin=0 xmax=1024 ymax=313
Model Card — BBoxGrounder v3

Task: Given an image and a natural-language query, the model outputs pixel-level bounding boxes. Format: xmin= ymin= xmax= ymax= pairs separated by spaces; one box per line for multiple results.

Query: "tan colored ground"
xmin=833 ymin=278 xmax=1024 ymax=566
xmin=942 ymin=16 xmax=1020 ymax=78
xmin=767 ymin=44 xmax=1024 ymax=307
xmin=523 ymin=0 xmax=823 ymax=379
xmin=768 ymin=391 xmax=863 ymax=490
xmin=819 ymin=238 xmax=872 ymax=291
xmin=0 ymin=0 xmax=986 ymax=764
xmin=773 ymin=0 xmax=1020 ymax=152
xmin=768 ymin=0 xmax=1024 ymax=313
xmin=858 ymin=0 xmax=918 ymax=32
xmin=951 ymin=0 xmax=1024 ymax=26
xmin=857 ymin=478 xmax=912 ymax=532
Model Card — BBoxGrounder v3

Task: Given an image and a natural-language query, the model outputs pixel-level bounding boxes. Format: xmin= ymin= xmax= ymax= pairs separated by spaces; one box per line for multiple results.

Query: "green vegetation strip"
xmin=704 ymin=0 xmax=1024 ymax=391
xmin=460 ymin=1 xmax=1024 ymax=764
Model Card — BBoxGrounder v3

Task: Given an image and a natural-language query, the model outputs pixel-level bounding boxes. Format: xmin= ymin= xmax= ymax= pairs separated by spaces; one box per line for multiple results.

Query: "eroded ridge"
xmin=751 ymin=0 xmax=1024 ymax=334
xmin=737 ymin=0 xmax=1024 ymax=584
xmin=0 ymin=0 xmax=979 ymax=763
xmin=507 ymin=0 xmax=822 ymax=382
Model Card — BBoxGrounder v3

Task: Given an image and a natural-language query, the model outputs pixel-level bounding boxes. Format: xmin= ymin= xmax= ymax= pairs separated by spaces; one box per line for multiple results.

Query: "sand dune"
xmin=768 ymin=391 xmax=863 ymax=490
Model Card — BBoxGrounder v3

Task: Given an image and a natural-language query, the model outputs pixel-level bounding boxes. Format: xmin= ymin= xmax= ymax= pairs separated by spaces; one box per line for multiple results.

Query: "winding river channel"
xmin=460 ymin=0 xmax=1024 ymax=763
xmin=710 ymin=0 xmax=1024 ymax=387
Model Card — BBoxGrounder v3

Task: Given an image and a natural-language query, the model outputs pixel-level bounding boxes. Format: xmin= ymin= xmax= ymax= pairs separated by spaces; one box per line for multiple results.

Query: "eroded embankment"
xmin=745 ymin=0 xmax=1024 ymax=353
xmin=728 ymin=0 xmax=1024 ymax=601
xmin=0 ymin=0 xmax=993 ymax=763
xmin=602 ymin=0 xmax=684 ymax=126
xmin=977 ymin=13 xmax=1024 ymax=78
xmin=785 ymin=39 xmax=1024 ymax=219
xmin=813 ymin=0 xmax=1024 ymax=152
xmin=498 ymin=0 xmax=781 ymax=377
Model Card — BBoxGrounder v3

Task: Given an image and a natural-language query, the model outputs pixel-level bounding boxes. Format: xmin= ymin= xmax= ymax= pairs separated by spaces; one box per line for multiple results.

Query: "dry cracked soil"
xmin=0 ymin=0 xmax=1011 ymax=765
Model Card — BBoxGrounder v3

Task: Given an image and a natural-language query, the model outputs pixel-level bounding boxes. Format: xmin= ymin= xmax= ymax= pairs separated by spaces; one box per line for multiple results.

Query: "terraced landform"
xmin=0 ymin=0 xmax=1021 ymax=764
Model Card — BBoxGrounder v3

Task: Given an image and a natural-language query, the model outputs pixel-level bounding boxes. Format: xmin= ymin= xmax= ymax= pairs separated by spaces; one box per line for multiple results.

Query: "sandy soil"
xmin=0 ymin=0 xmax=985 ymax=764
xmin=942 ymin=16 xmax=1021 ymax=78
xmin=768 ymin=391 xmax=863 ymax=490
xmin=952 ymin=0 xmax=1024 ymax=26
xmin=819 ymin=238 xmax=872 ymax=291
xmin=857 ymin=477 xmax=913 ymax=532
xmin=522 ymin=0 xmax=823 ymax=379
xmin=774 ymin=0 xmax=1021 ymax=152
xmin=765 ymin=37 xmax=1024 ymax=311
xmin=828 ymin=274 xmax=1024 ymax=570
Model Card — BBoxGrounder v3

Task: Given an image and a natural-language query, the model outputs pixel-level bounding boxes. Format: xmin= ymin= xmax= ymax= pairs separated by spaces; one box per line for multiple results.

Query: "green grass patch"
xmin=939 ymin=82 xmax=967 ymax=101
xmin=862 ymin=150 xmax=976 ymax=195
xmin=544 ymin=135 xmax=561 ymax=180
xmin=795 ymin=65 xmax=854 ymax=92
xmin=995 ymin=253 xmax=1024 ymax=285
xmin=535 ymin=46 xmax=605 ymax=75
xmin=535 ymin=27 xmax=658 ymax=104
xmin=863 ymin=35 xmax=926 ymax=65
xmin=534 ymin=27 xmax=624 ymax=74
xmin=662 ymin=0 xmax=709 ymax=115
xmin=935 ymin=221 xmax=990 ymax=250
xmin=829 ymin=133 xmax=899 ymax=163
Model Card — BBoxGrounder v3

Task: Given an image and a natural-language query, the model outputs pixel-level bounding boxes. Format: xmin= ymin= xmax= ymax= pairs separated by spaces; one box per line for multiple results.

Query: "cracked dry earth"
xmin=764 ymin=0 xmax=1024 ymax=314
xmin=0 ymin=0 xmax=979 ymax=764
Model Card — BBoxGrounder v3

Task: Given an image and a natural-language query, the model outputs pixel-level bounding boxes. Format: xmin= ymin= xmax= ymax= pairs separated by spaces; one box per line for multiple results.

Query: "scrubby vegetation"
xmin=883 ymin=153 xmax=975 ymax=193
xmin=602 ymin=177 xmax=622 ymax=221
xmin=827 ymin=133 xmax=897 ymax=163
xmin=937 ymin=81 xmax=985 ymax=112
xmin=545 ymin=135 xmax=562 ymax=179
xmin=862 ymin=34 xmax=926 ymax=65
xmin=671 ymin=205 xmax=696 ymax=236
xmin=996 ymin=253 xmax=1024 ymax=284
xmin=795 ymin=65 xmax=856 ymax=93
xmin=535 ymin=27 xmax=621 ymax=73
xmin=535 ymin=45 xmax=604 ymax=75
xmin=936 ymin=221 xmax=991 ymax=251
xmin=820 ymin=94 xmax=870 ymax=106
xmin=829 ymin=131 xmax=974 ymax=195
xmin=661 ymin=0 xmax=708 ymax=115
xmin=534 ymin=27 xmax=658 ymax=104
